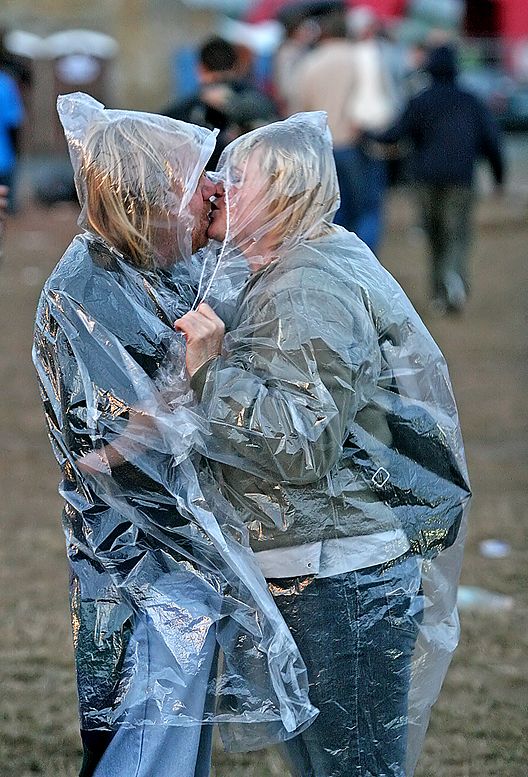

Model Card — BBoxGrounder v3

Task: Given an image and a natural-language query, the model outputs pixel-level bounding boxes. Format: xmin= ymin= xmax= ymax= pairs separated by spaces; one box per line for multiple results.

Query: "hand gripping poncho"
xmin=187 ymin=112 xmax=471 ymax=774
xmin=32 ymin=92 xmax=318 ymax=752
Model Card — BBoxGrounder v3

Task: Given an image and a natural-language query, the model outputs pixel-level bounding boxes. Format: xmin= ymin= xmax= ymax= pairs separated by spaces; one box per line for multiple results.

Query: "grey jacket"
xmin=194 ymin=231 xmax=470 ymax=556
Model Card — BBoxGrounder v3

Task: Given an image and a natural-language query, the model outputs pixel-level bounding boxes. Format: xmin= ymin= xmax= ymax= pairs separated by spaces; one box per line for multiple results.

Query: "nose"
xmin=201 ymin=176 xmax=223 ymax=201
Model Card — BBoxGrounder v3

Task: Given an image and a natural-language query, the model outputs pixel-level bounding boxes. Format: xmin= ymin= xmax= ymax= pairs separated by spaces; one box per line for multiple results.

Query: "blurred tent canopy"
xmin=4 ymin=29 xmax=118 ymax=60
xmin=218 ymin=17 xmax=284 ymax=54
xmin=246 ymin=0 xmax=406 ymax=24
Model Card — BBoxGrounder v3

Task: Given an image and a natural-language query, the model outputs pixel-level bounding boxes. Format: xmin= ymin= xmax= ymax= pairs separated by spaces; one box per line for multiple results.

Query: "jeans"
xmin=82 ymin=722 xmax=213 ymax=777
xmin=333 ymin=147 xmax=387 ymax=253
xmin=269 ymin=553 xmax=422 ymax=777
xmin=81 ymin=614 xmax=217 ymax=777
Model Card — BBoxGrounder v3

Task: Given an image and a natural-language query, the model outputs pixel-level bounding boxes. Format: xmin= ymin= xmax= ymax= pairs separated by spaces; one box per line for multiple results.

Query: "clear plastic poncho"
xmin=188 ymin=112 xmax=471 ymax=774
xmin=32 ymin=92 xmax=319 ymax=752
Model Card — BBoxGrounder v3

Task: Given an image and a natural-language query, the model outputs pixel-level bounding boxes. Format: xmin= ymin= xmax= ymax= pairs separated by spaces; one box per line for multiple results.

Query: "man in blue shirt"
xmin=0 ymin=68 xmax=24 ymax=212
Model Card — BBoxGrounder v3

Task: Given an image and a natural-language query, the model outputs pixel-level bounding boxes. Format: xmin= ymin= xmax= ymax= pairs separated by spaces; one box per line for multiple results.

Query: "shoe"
xmin=445 ymin=272 xmax=467 ymax=313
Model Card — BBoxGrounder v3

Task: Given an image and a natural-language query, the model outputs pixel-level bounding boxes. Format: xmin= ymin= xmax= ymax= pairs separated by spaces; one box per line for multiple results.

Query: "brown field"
xmin=1 ymin=186 xmax=526 ymax=777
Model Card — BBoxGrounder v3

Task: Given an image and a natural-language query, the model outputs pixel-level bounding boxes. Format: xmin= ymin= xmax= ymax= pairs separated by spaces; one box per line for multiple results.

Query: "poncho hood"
xmin=58 ymin=91 xmax=217 ymax=267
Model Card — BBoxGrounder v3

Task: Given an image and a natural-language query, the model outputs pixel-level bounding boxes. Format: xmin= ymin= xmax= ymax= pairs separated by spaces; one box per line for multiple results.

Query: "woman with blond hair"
xmin=33 ymin=93 xmax=317 ymax=777
xmin=176 ymin=111 xmax=471 ymax=776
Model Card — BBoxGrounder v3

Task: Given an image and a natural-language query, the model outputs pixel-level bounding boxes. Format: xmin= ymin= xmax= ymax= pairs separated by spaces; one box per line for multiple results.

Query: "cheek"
xmin=188 ymin=191 xmax=205 ymax=219
xmin=229 ymin=189 xmax=262 ymax=232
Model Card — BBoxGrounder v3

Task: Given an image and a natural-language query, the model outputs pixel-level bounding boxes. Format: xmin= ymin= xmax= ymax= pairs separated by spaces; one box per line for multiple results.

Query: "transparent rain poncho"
xmin=32 ymin=92 xmax=318 ymax=751
xmin=187 ymin=112 xmax=471 ymax=775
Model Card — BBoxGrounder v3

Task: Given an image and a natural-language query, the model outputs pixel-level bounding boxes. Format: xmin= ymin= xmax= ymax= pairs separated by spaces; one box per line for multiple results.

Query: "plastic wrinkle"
xmin=33 ymin=98 xmax=470 ymax=772
xmin=33 ymin=92 xmax=318 ymax=753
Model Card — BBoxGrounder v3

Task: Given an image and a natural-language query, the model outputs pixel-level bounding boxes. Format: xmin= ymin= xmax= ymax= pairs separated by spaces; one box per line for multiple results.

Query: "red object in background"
xmin=498 ymin=0 xmax=528 ymax=41
xmin=246 ymin=0 xmax=288 ymax=24
xmin=246 ymin=0 xmax=406 ymax=24
xmin=465 ymin=0 xmax=528 ymax=41
xmin=360 ymin=0 xmax=406 ymax=20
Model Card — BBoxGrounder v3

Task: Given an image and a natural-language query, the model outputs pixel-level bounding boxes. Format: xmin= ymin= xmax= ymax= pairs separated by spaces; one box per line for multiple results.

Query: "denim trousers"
xmin=269 ymin=553 xmax=422 ymax=777
xmin=80 ymin=615 xmax=216 ymax=777
xmin=333 ymin=147 xmax=387 ymax=253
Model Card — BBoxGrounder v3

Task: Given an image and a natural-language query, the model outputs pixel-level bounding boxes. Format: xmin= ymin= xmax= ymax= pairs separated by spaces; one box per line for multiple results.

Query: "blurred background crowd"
xmin=1 ymin=1 xmax=527 ymax=193
xmin=1 ymin=0 xmax=527 ymax=308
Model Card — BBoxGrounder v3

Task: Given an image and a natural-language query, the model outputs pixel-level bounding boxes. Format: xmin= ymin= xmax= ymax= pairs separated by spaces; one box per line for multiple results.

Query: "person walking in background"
xmin=162 ymin=36 xmax=277 ymax=168
xmin=0 ymin=182 xmax=8 ymax=257
xmin=0 ymin=62 xmax=24 ymax=213
xmin=290 ymin=6 xmax=398 ymax=252
xmin=272 ymin=7 xmax=319 ymax=117
xmin=364 ymin=43 xmax=505 ymax=315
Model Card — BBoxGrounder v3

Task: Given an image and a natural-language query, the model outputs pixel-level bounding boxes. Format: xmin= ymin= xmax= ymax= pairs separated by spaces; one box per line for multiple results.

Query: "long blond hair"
xmin=225 ymin=116 xmax=339 ymax=253
xmin=79 ymin=118 xmax=185 ymax=269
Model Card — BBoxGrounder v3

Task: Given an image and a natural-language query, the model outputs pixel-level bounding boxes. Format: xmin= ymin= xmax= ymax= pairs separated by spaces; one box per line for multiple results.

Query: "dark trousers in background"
xmin=269 ymin=553 xmax=422 ymax=777
xmin=416 ymin=183 xmax=474 ymax=310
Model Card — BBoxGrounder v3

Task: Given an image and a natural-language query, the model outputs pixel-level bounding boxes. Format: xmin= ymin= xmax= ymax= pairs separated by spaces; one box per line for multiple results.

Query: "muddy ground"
xmin=0 ymin=184 xmax=526 ymax=777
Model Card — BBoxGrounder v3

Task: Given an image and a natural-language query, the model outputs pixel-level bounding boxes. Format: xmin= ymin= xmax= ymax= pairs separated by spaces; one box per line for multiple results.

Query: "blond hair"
xmin=79 ymin=118 xmax=185 ymax=269
xmin=228 ymin=123 xmax=339 ymax=252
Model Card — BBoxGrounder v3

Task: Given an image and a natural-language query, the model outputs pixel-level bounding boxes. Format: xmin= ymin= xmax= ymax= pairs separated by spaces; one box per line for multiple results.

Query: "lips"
xmin=208 ymin=204 xmax=221 ymax=223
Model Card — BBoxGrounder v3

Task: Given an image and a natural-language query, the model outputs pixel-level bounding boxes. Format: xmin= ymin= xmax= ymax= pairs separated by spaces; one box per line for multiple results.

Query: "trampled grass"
xmin=1 ymin=194 xmax=526 ymax=776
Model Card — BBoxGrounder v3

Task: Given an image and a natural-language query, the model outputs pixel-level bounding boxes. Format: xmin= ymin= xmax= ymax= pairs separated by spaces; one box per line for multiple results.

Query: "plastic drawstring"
xmin=193 ymin=175 xmax=232 ymax=310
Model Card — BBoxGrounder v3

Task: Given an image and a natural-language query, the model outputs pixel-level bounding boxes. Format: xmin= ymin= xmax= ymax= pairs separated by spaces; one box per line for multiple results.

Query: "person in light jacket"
xmin=176 ymin=111 xmax=471 ymax=777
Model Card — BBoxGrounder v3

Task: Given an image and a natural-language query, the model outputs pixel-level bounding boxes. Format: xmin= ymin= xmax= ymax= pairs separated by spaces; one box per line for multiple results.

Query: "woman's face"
xmin=207 ymin=150 xmax=270 ymax=249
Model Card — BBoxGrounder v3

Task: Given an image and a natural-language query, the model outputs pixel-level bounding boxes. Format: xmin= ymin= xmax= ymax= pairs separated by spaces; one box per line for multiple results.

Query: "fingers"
xmin=77 ymin=449 xmax=112 ymax=476
xmin=174 ymin=307 xmax=225 ymax=378
xmin=174 ymin=311 xmax=206 ymax=337
xmin=0 ymin=184 xmax=9 ymax=217
xmin=174 ymin=306 xmax=225 ymax=336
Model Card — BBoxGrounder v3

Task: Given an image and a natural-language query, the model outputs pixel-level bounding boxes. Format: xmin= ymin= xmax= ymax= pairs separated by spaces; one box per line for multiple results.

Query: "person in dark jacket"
xmin=162 ymin=36 xmax=277 ymax=168
xmin=365 ymin=43 xmax=505 ymax=314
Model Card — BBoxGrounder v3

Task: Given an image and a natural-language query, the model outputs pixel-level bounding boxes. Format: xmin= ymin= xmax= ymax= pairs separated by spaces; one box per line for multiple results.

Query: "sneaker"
xmin=445 ymin=272 xmax=467 ymax=313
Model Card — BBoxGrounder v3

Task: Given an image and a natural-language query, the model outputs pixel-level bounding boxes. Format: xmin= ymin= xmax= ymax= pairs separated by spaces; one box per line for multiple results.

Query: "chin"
xmin=207 ymin=223 xmax=226 ymax=243
xmin=207 ymin=211 xmax=227 ymax=242
xmin=206 ymin=229 xmax=220 ymax=243
xmin=191 ymin=231 xmax=208 ymax=253
xmin=193 ymin=239 xmax=207 ymax=253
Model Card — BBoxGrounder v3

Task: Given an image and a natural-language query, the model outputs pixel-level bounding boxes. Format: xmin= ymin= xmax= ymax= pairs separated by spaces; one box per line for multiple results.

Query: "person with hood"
xmin=32 ymin=93 xmax=317 ymax=777
xmin=363 ymin=43 xmax=505 ymax=314
xmin=175 ymin=111 xmax=471 ymax=776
